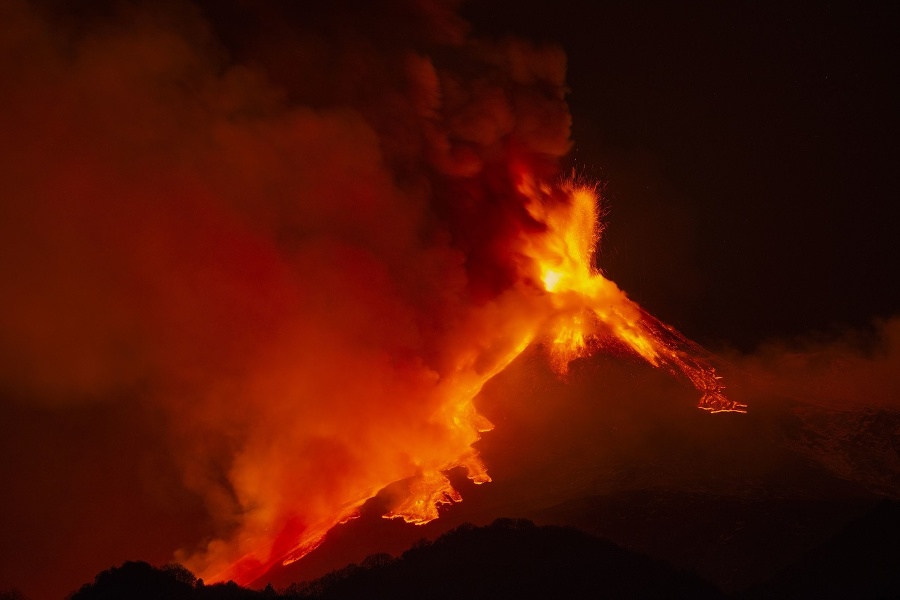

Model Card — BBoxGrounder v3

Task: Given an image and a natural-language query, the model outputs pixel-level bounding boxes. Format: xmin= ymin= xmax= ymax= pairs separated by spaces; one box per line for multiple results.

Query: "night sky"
xmin=1 ymin=1 xmax=898 ymax=598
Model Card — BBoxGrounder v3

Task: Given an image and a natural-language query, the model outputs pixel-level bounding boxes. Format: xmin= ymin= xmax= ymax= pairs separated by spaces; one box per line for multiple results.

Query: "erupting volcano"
xmin=189 ymin=171 xmax=745 ymax=585
xmin=27 ymin=2 xmax=889 ymax=598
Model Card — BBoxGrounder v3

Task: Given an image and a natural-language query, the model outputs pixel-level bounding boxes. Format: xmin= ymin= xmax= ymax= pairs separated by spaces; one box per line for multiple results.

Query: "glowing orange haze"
xmin=188 ymin=171 xmax=745 ymax=585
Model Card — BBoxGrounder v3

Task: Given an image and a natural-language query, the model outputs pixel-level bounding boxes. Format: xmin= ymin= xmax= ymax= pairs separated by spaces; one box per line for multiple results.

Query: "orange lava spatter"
xmin=517 ymin=175 xmax=744 ymax=415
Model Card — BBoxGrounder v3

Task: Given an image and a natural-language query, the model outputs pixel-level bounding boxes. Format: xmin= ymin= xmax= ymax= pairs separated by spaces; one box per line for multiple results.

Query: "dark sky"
xmin=466 ymin=0 xmax=900 ymax=349
xmin=1 ymin=2 xmax=898 ymax=598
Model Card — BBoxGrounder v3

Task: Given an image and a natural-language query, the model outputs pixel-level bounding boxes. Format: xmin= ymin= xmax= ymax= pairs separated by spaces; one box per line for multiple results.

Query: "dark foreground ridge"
xmin=22 ymin=503 xmax=900 ymax=600
xmin=741 ymin=499 xmax=900 ymax=600
xmin=285 ymin=500 xmax=900 ymax=600
xmin=63 ymin=519 xmax=723 ymax=600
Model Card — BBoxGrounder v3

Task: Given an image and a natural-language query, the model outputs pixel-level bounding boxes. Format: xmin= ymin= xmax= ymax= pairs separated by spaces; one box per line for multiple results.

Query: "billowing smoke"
xmin=1 ymin=0 xmax=579 ymax=587
xmin=5 ymin=2 xmax=893 ymax=598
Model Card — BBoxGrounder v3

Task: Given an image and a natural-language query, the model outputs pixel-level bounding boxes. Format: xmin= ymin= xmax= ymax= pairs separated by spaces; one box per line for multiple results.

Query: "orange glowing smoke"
xmin=0 ymin=1 xmax=745 ymax=591
xmin=187 ymin=172 xmax=745 ymax=585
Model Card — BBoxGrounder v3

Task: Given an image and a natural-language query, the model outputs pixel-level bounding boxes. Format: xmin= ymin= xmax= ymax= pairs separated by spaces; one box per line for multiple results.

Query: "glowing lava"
xmin=517 ymin=175 xmax=744 ymax=414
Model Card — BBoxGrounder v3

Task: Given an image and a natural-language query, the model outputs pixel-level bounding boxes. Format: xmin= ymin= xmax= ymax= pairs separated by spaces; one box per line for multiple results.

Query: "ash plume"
xmin=1 ymin=0 xmax=577 ymax=586
xmin=0 ymin=1 xmax=747 ymax=595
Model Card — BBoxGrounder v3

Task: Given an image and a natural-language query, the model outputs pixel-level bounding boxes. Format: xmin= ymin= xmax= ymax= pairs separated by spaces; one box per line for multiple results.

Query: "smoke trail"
xmin=730 ymin=317 xmax=900 ymax=497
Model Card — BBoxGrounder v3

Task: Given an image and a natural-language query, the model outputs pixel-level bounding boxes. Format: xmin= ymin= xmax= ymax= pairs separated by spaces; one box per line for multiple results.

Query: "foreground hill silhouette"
xmin=60 ymin=504 xmax=900 ymax=600
xmin=68 ymin=519 xmax=723 ymax=600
